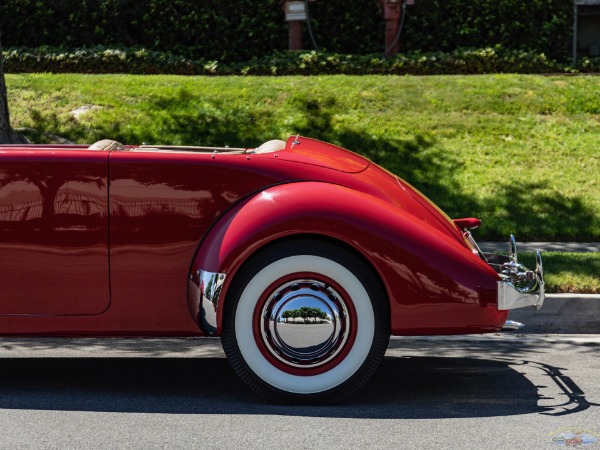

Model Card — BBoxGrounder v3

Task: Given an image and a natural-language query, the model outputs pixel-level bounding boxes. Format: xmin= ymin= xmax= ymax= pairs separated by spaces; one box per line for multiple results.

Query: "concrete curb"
xmin=508 ymin=293 xmax=600 ymax=333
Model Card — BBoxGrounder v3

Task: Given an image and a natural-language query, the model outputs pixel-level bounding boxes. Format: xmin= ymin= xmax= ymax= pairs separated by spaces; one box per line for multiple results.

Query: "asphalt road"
xmin=0 ymin=335 xmax=599 ymax=449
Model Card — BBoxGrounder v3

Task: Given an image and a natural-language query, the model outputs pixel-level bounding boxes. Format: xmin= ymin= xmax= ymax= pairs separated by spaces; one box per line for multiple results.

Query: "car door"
xmin=0 ymin=146 xmax=110 ymax=315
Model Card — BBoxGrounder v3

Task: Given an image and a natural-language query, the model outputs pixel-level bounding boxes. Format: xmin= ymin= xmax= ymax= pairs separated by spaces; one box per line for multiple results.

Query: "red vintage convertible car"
xmin=0 ymin=136 xmax=544 ymax=401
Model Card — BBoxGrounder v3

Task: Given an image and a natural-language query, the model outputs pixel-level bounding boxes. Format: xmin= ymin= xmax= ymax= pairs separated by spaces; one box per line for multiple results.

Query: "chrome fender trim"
xmin=198 ymin=270 xmax=226 ymax=336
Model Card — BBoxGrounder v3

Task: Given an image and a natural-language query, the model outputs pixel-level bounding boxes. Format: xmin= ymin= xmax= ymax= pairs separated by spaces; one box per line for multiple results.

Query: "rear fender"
xmin=188 ymin=182 xmax=503 ymax=336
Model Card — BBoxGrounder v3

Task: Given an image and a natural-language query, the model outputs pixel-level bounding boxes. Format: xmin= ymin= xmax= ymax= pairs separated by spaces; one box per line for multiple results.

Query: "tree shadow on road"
xmin=0 ymin=351 xmax=593 ymax=419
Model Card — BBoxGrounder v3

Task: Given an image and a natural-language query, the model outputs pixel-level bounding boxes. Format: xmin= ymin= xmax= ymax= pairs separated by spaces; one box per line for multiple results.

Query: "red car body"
xmin=0 ymin=136 xmax=543 ymax=401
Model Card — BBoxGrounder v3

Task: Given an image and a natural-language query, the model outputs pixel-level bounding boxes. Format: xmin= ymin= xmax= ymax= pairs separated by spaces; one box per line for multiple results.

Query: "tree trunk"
xmin=0 ymin=32 xmax=28 ymax=144
xmin=0 ymin=32 xmax=13 ymax=143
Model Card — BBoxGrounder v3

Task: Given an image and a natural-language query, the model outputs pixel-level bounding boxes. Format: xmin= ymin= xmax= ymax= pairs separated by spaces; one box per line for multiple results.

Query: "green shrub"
xmin=4 ymin=46 xmax=594 ymax=75
xmin=1 ymin=0 xmax=286 ymax=62
xmin=3 ymin=47 xmax=200 ymax=74
xmin=403 ymin=0 xmax=572 ymax=60
xmin=0 ymin=0 xmax=574 ymax=61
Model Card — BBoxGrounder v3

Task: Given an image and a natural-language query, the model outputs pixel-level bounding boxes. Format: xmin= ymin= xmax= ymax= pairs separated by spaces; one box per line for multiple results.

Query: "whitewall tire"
xmin=221 ymin=239 xmax=390 ymax=403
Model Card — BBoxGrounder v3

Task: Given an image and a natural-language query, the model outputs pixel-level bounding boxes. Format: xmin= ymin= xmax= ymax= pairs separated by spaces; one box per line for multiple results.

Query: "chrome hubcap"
xmin=260 ymin=279 xmax=350 ymax=369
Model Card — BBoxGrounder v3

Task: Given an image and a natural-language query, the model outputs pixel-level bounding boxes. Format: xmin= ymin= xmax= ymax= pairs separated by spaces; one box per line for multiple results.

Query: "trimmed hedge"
xmin=403 ymin=0 xmax=572 ymax=60
xmin=0 ymin=0 xmax=287 ymax=62
xmin=4 ymin=46 xmax=599 ymax=76
xmin=0 ymin=0 xmax=574 ymax=62
xmin=3 ymin=47 xmax=199 ymax=75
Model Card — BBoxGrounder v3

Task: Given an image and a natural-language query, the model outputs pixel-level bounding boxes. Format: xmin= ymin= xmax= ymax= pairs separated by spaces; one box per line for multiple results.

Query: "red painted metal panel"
xmin=105 ymin=150 xmax=285 ymax=334
xmin=191 ymin=182 xmax=506 ymax=336
xmin=0 ymin=149 xmax=109 ymax=314
xmin=0 ymin=137 xmax=506 ymax=336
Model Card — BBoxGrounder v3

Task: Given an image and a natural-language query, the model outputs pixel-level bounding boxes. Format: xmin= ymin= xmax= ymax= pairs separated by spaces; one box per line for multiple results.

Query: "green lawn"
xmin=7 ymin=73 xmax=600 ymax=242
xmin=520 ymin=252 xmax=600 ymax=294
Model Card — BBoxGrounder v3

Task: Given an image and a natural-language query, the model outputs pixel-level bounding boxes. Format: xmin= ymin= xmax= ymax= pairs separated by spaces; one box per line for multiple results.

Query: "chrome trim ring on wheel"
xmin=259 ymin=279 xmax=350 ymax=369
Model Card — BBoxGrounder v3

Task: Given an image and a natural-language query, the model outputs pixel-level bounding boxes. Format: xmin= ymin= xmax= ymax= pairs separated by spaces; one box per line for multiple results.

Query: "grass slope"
xmin=520 ymin=252 xmax=600 ymax=294
xmin=7 ymin=73 xmax=600 ymax=242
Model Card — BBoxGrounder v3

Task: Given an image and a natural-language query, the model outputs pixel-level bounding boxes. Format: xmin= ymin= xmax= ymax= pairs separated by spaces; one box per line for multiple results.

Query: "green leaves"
xmin=4 ymin=46 xmax=597 ymax=76
xmin=0 ymin=0 xmax=575 ymax=62
xmin=282 ymin=307 xmax=330 ymax=321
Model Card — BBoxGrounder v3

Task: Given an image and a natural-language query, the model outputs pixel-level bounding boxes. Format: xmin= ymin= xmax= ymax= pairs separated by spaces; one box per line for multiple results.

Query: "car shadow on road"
xmin=0 ymin=354 xmax=593 ymax=419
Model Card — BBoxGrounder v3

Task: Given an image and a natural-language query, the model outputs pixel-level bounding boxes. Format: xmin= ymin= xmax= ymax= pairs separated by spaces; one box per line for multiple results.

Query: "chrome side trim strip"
xmin=198 ymin=270 xmax=226 ymax=336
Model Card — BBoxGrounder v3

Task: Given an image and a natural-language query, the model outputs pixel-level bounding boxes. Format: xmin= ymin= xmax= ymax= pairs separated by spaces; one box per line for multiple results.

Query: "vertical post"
xmin=573 ymin=3 xmax=578 ymax=64
xmin=384 ymin=0 xmax=402 ymax=56
xmin=289 ymin=20 xmax=304 ymax=50
xmin=285 ymin=1 xmax=308 ymax=51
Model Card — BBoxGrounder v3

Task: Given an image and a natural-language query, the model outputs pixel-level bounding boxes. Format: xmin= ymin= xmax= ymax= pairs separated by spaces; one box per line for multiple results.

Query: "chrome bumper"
xmin=482 ymin=235 xmax=545 ymax=310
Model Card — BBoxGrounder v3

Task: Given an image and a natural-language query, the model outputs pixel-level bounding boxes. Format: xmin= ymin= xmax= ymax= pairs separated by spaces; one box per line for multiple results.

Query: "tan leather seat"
xmin=88 ymin=139 xmax=125 ymax=151
xmin=253 ymin=139 xmax=286 ymax=154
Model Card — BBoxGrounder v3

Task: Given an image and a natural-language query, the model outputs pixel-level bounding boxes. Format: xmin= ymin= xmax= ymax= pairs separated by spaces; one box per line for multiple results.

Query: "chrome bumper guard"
xmin=482 ymin=235 xmax=545 ymax=310
xmin=198 ymin=270 xmax=226 ymax=335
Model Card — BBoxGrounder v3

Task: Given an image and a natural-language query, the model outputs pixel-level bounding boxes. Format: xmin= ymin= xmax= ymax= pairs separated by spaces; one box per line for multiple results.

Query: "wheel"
xmin=221 ymin=239 xmax=390 ymax=403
